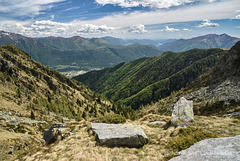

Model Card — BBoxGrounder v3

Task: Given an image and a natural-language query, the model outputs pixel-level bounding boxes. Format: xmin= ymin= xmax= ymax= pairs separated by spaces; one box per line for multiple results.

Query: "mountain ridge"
xmin=158 ymin=34 xmax=239 ymax=52
xmin=74 ymin=48 xmax=227 ymax=109
xmin=0 ymin=31 xmax=163 ymax=73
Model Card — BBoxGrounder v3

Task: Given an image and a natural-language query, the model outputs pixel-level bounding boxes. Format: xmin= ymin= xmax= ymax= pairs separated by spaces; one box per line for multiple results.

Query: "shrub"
xmin=98 ymin=113 xmax=126 ymax=124
xmin=169 ymin=126 xmax=217 ymax=152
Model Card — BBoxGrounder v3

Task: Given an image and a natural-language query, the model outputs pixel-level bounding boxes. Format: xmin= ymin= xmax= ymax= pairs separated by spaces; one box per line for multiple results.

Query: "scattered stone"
xmin=91 ymin=123 xmax=148 ymax=148
xmin=0 ymin=109 xmax=47 ymax=126
xmin=171 ymin=97 xmax=194 ymax=125
xmin=169 ymin=135 xmax=240 ymax=161
xmin=43 ymin=123 xmax=70 ymax=144
xmin=149 ymin=121 xmax=167 ymax=125
xmin=217 ymin=130 xmax=230 ymax=134
xmin=8 ymin=145 xmax=14 ymax=155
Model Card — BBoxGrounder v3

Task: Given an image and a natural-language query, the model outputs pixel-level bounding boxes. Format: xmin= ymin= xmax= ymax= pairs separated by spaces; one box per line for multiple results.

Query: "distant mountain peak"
xmin=158 ymin=33 xmax=239 ymax=52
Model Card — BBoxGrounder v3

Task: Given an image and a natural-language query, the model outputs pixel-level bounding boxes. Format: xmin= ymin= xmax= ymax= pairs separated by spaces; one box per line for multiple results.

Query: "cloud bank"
xmin=95 ymin=0 xmax=194 ymax=8
xmin=0 ymin=20 xmax=116 ymax=37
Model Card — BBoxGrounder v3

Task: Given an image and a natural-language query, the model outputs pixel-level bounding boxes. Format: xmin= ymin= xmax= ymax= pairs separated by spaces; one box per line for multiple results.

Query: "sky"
xmin=0 ymin=0 xmax=239 ymax=39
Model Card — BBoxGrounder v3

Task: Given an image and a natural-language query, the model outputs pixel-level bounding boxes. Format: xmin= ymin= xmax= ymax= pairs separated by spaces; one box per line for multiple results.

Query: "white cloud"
xmin=0 ymin=0 xmax=65 ymax=18
xmin=95 ymin=0 xmax=194 ymax=8
xmin=77 ymin=24 xmax=116 ymax=34
xmin=196 ymin=19 xmax=219 ymax=28
xmin=183 ymin=28 xmax=192 ymax=31
xmin=0 ymin=20 xmax=116 ymax=37
xmin=235 ymin=15 xmax=240 ymax=19
xmin=160 ymin=26 xmax=180 ymax=32
xmin=128 ymin=24 xmax=148 ymax=33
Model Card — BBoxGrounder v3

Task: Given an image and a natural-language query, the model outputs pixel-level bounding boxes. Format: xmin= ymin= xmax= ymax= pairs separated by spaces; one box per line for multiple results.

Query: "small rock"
xmin=216 ymin=131 xmax=222 ymax=134
xmin=43 ymin=123 xmax=70 ymax=144
xmin=149 ymin=121 xmax=167 ymax=125
xmin=177 ymin=123 xmax=189 ymax=127
xmin=8 ymin=145 xmax=14 ymax=155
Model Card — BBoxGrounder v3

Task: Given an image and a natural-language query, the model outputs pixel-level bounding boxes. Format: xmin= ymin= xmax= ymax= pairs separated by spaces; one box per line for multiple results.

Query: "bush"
xmin=98 ymin=113 xmax=126 ymax=124
xmin=169 ymin=126 xmax=217 ymax=152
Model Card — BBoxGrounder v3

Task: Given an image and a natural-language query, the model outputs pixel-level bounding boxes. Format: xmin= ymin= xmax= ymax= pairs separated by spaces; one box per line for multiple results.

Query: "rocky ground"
xmin=20 ymin=114 xmax=240 ymax=161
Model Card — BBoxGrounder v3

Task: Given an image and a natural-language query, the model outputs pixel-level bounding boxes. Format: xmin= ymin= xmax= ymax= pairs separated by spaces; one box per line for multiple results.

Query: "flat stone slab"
xmin=170 ymin=135 xmax=240 ymax=161
xmin=91 ymin=123 xmax=148 ymax=148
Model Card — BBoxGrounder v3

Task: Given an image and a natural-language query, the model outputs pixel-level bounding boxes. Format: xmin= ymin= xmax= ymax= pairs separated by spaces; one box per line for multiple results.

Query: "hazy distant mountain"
xmin=0 ymin=31 xmax=163 ymax=72
xmin=101 ymin=36 xmax=174 ymax=47
xmin=158 ymin=34 xmax=239 ymax=52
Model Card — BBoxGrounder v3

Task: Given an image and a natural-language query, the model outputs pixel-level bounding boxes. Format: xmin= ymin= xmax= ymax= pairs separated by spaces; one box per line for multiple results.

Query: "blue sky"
xmin=0 ymin=0 xmax=239 ymax=39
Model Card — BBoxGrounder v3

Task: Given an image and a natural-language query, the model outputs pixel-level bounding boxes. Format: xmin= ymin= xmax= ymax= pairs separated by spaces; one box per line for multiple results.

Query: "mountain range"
xmin=0 ymin=31 xmax=163 ymax=74
xmin=158 ymin=34 xmax=239 ymax=52
xmin=74 ymin=48 xmax=227 ymax=109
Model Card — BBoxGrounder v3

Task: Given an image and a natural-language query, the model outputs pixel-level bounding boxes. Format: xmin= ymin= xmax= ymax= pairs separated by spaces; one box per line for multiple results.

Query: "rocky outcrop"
xmin=170 ymin=135 xmax=240 ymax=161
xmin=184 ymin=41 xmax=240 ymax=115
xmin=185 ymin=76 xmax=240 ymax=106
xmin=0 ymin=110 xmax=47 ymax=126
xmin=171 ymin=97 xmax=194 ymax=125
xmin=43 ymin=123 xmax=70 ymax=144
xmin=91 ymin=123 xmax=148 ymax=148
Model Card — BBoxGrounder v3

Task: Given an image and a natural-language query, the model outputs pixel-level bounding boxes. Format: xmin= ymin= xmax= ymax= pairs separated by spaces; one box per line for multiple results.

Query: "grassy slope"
xmin=75 ymin=48 xmax=227 ymax=109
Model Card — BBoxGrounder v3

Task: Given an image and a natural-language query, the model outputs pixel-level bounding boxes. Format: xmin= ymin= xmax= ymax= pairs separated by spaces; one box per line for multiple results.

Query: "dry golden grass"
xmin=21 ymin=114 xmax=240 ymax=161
xmin=0 ymin=128 xmax=43 ymax=161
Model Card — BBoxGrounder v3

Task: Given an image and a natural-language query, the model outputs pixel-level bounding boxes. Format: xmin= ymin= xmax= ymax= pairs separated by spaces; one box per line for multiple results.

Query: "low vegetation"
xmin=169 ymin=126 xmax=217 ymax=152
xmin=98 ymin=113 xmax=126 ymax=124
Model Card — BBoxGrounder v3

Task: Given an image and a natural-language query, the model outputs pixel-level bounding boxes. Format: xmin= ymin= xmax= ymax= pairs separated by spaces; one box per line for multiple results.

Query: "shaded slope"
xmin=74 ymin=48 xmax=226 ymax=109
xmin=141 ymin=41 xmax=240 ymax=117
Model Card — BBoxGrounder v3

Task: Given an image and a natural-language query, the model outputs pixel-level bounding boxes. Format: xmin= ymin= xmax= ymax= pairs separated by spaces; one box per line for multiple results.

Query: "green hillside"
xmin=74 ymin=48 xmax=227 ymax=109
xmin=0 ymin=44 xmax=136 ymax=121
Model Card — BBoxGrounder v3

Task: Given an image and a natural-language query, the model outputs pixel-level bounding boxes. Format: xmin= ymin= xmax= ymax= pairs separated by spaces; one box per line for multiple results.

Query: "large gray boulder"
xmin=171 ymin=97 xmax=194 ymax=125
xmin=91 ymin=123 xmax=148 ymax=148
xmin=170 ymin=135 xmax=240 ymax=161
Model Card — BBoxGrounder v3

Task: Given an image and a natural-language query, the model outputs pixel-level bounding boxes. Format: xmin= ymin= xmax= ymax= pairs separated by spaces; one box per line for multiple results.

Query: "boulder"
xmin=169 ymin=135 xmax=240 ymax=161
xmin=91 ymin=123 xmax=148 ymax=148
xmin=171 ymin=97 xmax=194 ymax=125
xmin=43 ymin=123 xmax=70 ymax=144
